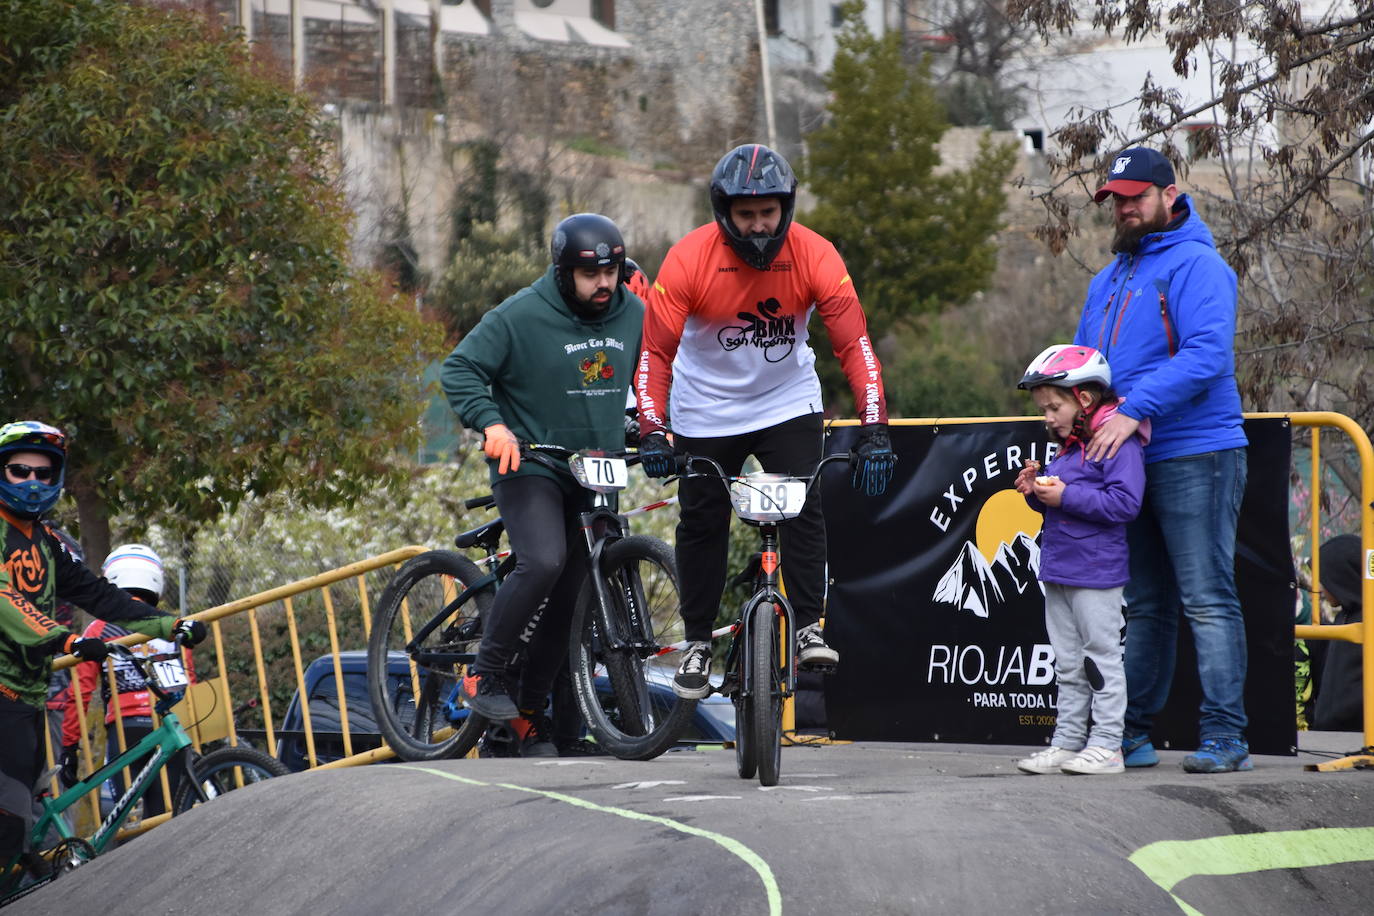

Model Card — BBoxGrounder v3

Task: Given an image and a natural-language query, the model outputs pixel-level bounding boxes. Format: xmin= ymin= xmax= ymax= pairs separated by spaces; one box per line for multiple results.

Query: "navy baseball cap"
xmin=1093 ymin=147 xmax=1176 ymax=202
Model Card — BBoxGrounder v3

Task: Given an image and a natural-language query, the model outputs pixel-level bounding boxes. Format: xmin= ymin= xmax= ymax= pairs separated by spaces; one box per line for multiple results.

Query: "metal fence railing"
xmin=41 ymin=411 xmax=1374 ymax=848
xmin=47 ymin=547 xmax=428 ymax=839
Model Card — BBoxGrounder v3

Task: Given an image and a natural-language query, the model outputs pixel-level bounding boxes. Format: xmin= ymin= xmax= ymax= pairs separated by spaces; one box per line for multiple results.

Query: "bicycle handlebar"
xmin=519 ymin=442 xmax=643 ymax=471
xmin=110 ymin=642 xmax=191 ymax=704
xmin=678 ymin=451 xmax=849 ymax=484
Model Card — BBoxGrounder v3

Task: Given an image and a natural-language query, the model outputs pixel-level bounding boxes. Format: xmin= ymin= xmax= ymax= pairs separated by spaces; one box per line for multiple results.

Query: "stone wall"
xmin=197 ymin=2 xmax=1039 ymax=287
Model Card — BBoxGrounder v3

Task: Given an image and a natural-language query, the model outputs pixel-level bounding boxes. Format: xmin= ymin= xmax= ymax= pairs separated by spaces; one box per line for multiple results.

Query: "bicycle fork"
xmin=581 ymin=505 xmax=655 ymax=655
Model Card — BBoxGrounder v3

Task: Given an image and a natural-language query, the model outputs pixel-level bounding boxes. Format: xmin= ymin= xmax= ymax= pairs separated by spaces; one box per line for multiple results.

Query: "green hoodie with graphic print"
xmin=441 ymin=266 xmax=644 ymax=489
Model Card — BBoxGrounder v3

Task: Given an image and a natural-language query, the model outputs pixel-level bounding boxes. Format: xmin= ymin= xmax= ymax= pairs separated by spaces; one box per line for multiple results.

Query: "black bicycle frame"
xmin=720 ymin=523 xmax=798 ymax=701
xmin=579 ymin=499 xmax=657 ymax=656
xmin=404 ymin=558 xmax=510 ymax=667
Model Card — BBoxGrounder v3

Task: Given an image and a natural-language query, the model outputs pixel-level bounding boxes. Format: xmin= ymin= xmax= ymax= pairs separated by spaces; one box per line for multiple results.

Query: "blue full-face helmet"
xmin=0 ymin=420 xmax=67 ymax=519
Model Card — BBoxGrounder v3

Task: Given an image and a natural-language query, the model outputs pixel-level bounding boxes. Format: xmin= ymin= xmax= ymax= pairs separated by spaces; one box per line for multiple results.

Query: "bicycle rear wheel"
xmin=368 ymin=550 xmax=492 ymax=761
xmin=751 ymin=601 xmax=784 ymax=786
xmin=568 ymin=535 xmax=696 ymax=760
xmin=172 ymin=747 xmax=290 ymax=814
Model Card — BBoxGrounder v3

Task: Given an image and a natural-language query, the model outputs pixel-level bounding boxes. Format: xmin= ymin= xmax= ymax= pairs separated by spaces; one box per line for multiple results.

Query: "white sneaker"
xmin=1016 ymin=746 xmax=1079 ymax=775
xmin=1060 ymin=745 xmax=1125 ymax=775
xmin=673 ymin=642 xmax=712 ymax=699
xmin=796 ymin=622 xmax=839 ymax=668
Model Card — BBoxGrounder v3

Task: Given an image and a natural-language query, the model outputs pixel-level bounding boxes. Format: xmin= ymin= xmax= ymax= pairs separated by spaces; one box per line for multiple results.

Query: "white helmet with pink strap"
xmin=1018 ymin=344 xmax=1112 ymax=390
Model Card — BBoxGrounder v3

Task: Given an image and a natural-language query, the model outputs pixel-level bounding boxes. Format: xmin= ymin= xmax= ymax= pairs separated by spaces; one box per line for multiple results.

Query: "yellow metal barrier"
xmin=37 ymin=409 xmax=1373 ymax=845
xmin=1255 ymin=412 xmax=1374 ymax=770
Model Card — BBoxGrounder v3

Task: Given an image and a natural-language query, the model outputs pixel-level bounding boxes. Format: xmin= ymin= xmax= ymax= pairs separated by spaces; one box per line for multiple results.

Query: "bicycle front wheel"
xmin=368 ymin=550 xmax=492 ymax=761
xmin=733 ymin=603 xmax=758 ymax=780
xmin=569 ymin=535 xmax=696 ymax=760
xmin=172 ymin=747 xmax=290 ymax=814
xmin=751 ymin=600 xmax=784 ymax=787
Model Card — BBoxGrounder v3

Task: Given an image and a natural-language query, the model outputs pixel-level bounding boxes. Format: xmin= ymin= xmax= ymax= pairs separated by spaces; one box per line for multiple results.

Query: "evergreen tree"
xmin=802 ymin=0 xmax=1016 ymax=331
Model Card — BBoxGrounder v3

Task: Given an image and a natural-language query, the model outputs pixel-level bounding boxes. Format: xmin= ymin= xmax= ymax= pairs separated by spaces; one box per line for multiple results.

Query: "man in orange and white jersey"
xmin=636 ymin=143 xmax=896 ymax=699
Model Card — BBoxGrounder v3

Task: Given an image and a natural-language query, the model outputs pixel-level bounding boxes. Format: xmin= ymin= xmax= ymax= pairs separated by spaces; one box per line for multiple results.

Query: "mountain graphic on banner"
xmin=933 ymin=533 xmax=1041 ymax=618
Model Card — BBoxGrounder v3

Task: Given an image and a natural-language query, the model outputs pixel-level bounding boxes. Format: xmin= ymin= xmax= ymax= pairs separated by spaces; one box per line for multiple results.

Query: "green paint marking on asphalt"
xmin=1130 ymin=826 xmax=1374 ymax=916
xmin=392 ymin=764 xmax=783 ymax=916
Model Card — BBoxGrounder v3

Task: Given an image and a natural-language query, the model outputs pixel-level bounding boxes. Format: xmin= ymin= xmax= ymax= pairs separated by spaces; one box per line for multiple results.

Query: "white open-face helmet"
xmin=103 ymin=543 xmax=165 ymax=601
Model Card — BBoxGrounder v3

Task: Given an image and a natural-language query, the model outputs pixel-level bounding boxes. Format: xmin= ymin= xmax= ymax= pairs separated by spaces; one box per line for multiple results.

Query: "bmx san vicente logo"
xmin=717 ymin=297 xmax=795 ymax=363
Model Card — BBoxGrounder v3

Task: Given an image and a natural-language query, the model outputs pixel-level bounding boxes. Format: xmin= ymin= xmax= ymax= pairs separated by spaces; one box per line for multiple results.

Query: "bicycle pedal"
xmin=798 ymin=660 xmax=838 ymax=675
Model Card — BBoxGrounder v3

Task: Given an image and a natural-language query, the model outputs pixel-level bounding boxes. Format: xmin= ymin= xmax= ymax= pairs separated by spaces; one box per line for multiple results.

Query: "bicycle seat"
xmin=454 ymin=517 xmax=505 ymax=551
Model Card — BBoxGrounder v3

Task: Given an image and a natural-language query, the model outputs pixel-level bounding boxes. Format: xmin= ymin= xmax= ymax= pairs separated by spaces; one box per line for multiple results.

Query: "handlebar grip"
xmin=464 ymin=494 xmax=495 ymax=510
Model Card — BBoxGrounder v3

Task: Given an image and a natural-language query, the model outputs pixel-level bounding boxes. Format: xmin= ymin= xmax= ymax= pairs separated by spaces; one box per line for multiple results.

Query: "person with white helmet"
xmin=59 ymin=544 xmax=196 ymax=817
xmin=1011 ymin=345 xmax=1148 ymax=776
xmin=0 ymin=421 xmax=207 ymax=867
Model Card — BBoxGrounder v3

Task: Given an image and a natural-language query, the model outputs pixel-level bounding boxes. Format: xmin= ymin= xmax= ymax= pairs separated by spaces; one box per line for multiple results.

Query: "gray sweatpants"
xmin=1044 ymin=583 xmax=1126 ymax=750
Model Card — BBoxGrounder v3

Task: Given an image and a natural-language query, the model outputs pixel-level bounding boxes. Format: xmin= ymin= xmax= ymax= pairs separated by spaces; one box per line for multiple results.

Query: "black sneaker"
xmin=797 ymin=623 xmax=839 ymax=670
xmin=674 ymin=641 xmax=712 ymax=699
xmin=459 ymin=670 xmax=519 ymax=720
xmin=555 ymin=737 xmax=608 ymax=757
xmin=510 ymin=712 xmax=559 ymax=758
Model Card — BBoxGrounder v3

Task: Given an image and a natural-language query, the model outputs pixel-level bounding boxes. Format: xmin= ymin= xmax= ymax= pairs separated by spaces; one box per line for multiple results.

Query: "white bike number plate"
xmin=732 ymin=478 xmax=806 ymax=521
xmin=151 ymin=658 xmax=189 ymax=689
xmin=571 ymin=454 xmax=628 ymax=492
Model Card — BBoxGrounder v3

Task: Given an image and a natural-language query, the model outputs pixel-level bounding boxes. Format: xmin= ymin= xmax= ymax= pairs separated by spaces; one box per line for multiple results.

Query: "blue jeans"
xmin=1123 ymin=448 xmax=1248 ymax=741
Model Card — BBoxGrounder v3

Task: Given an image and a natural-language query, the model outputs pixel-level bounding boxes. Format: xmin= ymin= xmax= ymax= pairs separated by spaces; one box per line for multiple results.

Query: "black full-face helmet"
xmin=709 ymin=143 xmax=797 ymax=270
xmin=550 ymin=213 xmax=628 ymax=316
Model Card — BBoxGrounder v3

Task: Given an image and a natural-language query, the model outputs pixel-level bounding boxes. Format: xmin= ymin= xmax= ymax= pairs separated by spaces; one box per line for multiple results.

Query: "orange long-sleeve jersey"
xmin=636 ymin=222 xmax=886 ymax=438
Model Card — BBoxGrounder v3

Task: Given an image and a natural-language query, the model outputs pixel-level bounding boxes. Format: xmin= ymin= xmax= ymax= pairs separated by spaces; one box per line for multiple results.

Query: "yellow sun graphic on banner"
xmin=975 ymin=489 xmax=1043 ymax=562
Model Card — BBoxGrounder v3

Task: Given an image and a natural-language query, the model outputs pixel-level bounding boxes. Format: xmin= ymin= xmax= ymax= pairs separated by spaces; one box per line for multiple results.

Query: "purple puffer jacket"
xmin=1025 ymin=413 xmax=1147 ymax=588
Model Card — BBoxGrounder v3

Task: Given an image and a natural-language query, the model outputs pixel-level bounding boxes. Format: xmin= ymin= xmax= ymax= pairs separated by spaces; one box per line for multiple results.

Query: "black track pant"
xmin=474 ymin=475 xmax=588 ymax=712
xmin=0 ymin=695 xmax=43 ymax=862
xmin=674 ymin=413 xmax=826 ymax=643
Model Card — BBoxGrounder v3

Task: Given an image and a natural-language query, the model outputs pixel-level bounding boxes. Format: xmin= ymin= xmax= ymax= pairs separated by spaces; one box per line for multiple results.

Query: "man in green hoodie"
xmin=441 ymin=213 xmax=644 ymax=757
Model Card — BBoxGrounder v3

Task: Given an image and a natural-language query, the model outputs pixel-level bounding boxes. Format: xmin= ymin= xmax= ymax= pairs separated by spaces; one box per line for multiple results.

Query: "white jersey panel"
xmin=668 ymin=305 xmax=823 ymax=437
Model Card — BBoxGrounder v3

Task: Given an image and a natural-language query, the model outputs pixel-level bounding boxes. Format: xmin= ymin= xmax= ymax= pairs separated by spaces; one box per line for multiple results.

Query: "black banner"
xmin=822 ymin=419 xmax=1296 ymax=755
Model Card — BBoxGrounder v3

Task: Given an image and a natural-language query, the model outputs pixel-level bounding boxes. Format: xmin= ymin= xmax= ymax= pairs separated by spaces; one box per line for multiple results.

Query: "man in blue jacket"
xmin=1074 ymin=147 xmax=1251 ymax=773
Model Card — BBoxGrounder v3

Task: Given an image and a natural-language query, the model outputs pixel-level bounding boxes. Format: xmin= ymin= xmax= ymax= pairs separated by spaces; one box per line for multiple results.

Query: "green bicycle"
xmin=2 ymin=640 xmax=288 ymax=907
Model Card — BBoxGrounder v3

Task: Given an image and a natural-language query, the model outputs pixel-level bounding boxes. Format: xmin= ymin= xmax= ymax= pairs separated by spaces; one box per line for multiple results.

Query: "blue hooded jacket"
xmin=1073 ymin=193 xmax=1247 ymax=463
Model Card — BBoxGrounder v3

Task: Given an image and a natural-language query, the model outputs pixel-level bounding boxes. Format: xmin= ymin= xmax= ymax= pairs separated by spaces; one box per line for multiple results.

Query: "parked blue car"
xmin=275 ymin=650 xmax=735 ymax=770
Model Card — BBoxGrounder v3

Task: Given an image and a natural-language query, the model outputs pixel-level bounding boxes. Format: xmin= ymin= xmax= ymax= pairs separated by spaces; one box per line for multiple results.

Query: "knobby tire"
xmin=733 ymin=599 xmax=761 ymax=780
xmin=368 ymin=550 xmax=492 ymax=761
xmin=568 ymin=535 xmax=696 ymax=760
xmin=752 ymin=601 xmax=784 ymax=787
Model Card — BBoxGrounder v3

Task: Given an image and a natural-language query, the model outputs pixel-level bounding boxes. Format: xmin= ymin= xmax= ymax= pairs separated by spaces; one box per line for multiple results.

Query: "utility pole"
xmin=753 ymin=0 xmax=777 ymax=150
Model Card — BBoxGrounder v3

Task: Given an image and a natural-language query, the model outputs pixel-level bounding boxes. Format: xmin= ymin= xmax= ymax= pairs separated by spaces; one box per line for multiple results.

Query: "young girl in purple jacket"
xmin=1012 ymin=345 xmax=1147 ymax=775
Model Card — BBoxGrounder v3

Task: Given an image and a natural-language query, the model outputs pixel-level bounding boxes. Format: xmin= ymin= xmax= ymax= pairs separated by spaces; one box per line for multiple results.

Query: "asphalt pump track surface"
xmin=16 ymin=733 xmax=1374 ymax=915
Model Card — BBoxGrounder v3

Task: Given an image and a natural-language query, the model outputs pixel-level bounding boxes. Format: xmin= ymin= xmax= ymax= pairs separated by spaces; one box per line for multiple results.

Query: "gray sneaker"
xmin=797 ymin=623 xmax=839 ymax=669
xmin=673 ymin=642 xmax=712 ymax=699
xmin=459 ymin=670 xmax=519 ymax=720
